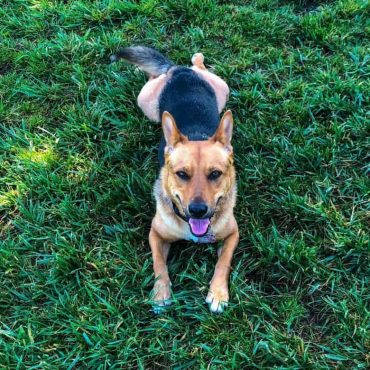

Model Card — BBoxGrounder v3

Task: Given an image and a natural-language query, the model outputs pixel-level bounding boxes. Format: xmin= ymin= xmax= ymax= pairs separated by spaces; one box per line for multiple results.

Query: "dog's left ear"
xmin=212 ymin=110 xmax=233 ymax=151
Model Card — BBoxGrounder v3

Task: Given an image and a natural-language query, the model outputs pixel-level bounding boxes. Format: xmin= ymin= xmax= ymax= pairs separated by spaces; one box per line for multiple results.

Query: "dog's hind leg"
xmin=137 ymin=73 xmax=167 ymax=122
xmin=191 ymin=53 xmax=230 ymax=113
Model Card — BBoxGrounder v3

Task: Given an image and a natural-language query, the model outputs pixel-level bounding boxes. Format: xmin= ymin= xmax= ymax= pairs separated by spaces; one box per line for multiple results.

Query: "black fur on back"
xmin=158 ymin=67 xmax=220 ymax=167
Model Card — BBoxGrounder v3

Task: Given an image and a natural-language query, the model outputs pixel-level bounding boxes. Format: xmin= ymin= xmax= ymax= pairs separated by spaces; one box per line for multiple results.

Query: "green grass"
xmin=0 ymin=0 xmax=369 ymax=368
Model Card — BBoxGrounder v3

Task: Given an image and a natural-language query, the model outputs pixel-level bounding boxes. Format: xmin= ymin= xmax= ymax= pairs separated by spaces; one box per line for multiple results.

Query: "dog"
xmin=111 ymin=46 xmax=239 ymax=313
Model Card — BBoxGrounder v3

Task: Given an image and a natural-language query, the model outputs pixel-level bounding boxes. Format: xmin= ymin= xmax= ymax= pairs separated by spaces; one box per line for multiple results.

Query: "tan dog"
xmin=111 ymin=46 xmax=239 ymax=313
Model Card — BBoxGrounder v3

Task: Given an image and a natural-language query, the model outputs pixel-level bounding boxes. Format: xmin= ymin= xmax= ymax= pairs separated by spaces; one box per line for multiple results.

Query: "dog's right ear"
xmin=162 ymin=111 xmax=187 ymax=152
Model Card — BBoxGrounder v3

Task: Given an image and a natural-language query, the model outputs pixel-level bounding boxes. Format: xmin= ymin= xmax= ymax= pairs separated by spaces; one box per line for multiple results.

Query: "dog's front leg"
xmin=149 ymin=227 xmax=172 ymax=312
xmin=206 ymin=225 xmax=239 ymax=313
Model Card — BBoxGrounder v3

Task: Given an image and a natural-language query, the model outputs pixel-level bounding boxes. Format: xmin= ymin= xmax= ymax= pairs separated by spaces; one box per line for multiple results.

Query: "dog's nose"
xmin=188 ymin=202 xmax=208 ymax=218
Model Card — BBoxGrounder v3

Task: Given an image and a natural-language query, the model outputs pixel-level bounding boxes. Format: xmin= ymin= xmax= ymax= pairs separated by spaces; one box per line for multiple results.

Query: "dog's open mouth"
xmin=189 ymin=218 xmax=210 ymax=237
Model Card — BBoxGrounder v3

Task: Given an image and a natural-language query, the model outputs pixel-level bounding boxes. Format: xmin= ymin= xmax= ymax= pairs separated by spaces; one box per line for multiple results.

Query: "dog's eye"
xmin=176 ymin=171 xmax=190 ymax=180
xmin=208 ymin=170 xmax=222 ymax=180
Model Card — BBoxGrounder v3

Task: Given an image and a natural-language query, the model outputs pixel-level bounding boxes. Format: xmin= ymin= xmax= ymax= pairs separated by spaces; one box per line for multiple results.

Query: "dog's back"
xmin=158 ymin=67 xmax=220 ymax=166
xmin=159 ymin=67 xmax=219 ymax=135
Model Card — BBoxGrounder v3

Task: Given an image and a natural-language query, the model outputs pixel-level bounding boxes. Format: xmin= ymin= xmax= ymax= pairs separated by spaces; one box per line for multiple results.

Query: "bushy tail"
xmin=110 ymin=46 xmax=173 ymax=77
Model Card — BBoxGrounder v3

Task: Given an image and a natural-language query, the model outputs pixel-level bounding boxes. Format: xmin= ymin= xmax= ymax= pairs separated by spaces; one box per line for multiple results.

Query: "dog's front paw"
xmin=152 ymin=280 xmax=172 ymax=314
xmin=206 ymin=285 xmax=229 ymax=313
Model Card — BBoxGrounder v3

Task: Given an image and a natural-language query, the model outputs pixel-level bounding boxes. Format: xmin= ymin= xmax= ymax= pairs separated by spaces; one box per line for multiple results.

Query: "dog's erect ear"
xmin=212 ymin=110 xmax=233 ymax=150
xmin=162 ymin=111 xmax=187 ymax=150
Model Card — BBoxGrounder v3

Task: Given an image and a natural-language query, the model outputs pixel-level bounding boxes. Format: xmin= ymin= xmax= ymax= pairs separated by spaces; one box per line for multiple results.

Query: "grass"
xmin=0 ymin=0 xmax=369 ymax=368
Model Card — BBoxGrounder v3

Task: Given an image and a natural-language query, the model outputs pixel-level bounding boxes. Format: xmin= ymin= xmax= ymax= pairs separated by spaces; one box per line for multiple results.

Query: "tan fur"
xmin=150 ymin=109 xmax=239 ymax=313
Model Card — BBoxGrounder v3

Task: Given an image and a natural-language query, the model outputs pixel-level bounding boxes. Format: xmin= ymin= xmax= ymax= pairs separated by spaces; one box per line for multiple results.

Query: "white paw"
xmin=152 ymin=281 xmax=172 ymax=314
xmin=206 ymin=288 xmax=229 ymax=313
xmin=152 ymin=298 xmax=172 ymax=314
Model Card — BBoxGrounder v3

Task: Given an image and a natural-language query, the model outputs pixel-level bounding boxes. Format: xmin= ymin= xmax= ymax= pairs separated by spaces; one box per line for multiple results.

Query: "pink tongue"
xmin=189 ymin=218 xmax=210 ymax=236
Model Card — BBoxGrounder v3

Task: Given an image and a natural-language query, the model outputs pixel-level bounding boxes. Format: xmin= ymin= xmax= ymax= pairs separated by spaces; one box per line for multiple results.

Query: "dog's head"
xmin=161 ymin=110 xmax=235 ymax=237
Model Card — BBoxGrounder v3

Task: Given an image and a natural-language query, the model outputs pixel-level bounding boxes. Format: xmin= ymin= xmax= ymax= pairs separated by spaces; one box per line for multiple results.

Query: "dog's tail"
xmin=110 ymin=46 xmax=173 ymax=77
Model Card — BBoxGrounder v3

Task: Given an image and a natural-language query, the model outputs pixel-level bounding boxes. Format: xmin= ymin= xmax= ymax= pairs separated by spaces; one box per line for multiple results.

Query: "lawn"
xmin=0 ymin=0 xmax=369 ymax=368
